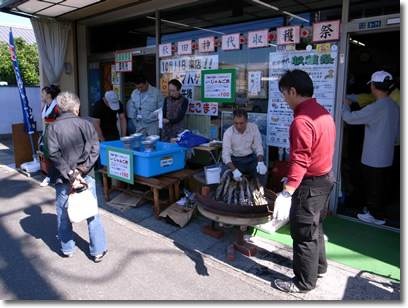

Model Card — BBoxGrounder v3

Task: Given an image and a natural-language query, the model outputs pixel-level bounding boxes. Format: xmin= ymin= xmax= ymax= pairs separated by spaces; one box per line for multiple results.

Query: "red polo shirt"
xmin=286 ymin=98 xmax=336 ymax=188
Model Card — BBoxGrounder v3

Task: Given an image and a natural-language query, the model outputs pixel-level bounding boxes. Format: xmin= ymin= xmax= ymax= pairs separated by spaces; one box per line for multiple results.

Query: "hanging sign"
xmin=159 ymin=43 xmax=172 ymax=58
xmin=198 ymin=36 xmax=215 ymax=53
xmin=276 ymin=25 xmax=301 ymax=45
xmin=248 ymin=29 xmax=269 ymax=48
xmin=201 ymin=69 xmax=236 ymax=103
xmin=107 ymin=147 xmax=134 ymax=184
xmin=177 ymin=40 xmax=193 ymax=55
xmin=312 ymin=20 xmax=341 ymax=43
xmin=221 ymin=33 xmax=240 ymax=51
xmin=115 ymin=51 xmax=132 ymax=72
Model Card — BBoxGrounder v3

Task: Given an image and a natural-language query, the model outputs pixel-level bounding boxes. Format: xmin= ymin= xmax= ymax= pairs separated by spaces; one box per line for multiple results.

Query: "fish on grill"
xmin=213 ymin=169 xmax=267 ymax=206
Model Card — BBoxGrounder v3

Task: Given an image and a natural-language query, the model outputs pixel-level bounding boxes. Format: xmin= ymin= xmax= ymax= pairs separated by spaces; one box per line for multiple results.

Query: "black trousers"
xmin=362 ymin=164 xmax=392 ymax=220
xmin=289 ymin=171 xmax=335 ymax=291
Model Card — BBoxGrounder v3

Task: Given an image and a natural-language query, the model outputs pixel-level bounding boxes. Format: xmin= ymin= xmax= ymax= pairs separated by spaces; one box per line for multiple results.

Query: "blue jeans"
xmin=55 ymin=176 xmax=107 ymax=256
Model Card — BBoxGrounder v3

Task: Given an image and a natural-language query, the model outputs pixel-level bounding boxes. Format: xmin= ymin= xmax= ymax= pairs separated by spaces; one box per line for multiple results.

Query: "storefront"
xmin=2 ymin=0 xmax=400 ymax=228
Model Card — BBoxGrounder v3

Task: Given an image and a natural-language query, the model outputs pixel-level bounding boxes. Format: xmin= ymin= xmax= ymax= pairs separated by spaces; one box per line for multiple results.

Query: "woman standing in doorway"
xmin=39 ymin=84 xmax=61 ymax=187
xmin=160 ymin=79 xmax=188 ymax=142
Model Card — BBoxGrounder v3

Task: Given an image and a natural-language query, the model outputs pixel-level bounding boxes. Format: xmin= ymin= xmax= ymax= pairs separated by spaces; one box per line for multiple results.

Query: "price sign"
xmin=201 ymin=69 xmax=236 ymax=103
xmin=115 ymin=51 xmax=133 ymax=72
xmin=106 ymin=147 xmax=134 ymax=184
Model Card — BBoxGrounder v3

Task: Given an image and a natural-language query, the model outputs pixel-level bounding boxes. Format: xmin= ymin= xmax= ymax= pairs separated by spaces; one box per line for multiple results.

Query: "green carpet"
xmin=251 ymin=216 xmax=400 ymax=282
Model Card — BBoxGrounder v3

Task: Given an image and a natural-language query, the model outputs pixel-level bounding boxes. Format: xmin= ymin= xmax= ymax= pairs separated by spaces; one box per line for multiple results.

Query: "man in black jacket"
xmin=47 ymin=91 xmax=107 ymax=263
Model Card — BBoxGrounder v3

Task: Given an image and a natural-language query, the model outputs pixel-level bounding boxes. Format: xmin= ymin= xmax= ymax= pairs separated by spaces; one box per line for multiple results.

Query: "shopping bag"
xmin=176 ymin=130 xmax=209 ymax=148
xmin=67 ymin=180 xmax=99 ymax=223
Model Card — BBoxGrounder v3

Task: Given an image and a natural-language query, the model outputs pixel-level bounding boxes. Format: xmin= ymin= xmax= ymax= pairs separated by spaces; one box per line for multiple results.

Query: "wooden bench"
xmin=161 ymin=168 xmax=201 ymax=200
xmin=98 ymin=167 xmax=178 ymax=219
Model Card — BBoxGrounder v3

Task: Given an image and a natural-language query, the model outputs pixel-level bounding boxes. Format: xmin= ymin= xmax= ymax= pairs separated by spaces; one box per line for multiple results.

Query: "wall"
xmin=0 ymin=86 xmax=42 ymax=135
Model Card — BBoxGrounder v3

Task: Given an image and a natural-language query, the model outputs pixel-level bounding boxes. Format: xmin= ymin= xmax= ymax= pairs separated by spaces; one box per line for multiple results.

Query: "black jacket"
xmin=47 ymin=113 xmax=100 ymax=184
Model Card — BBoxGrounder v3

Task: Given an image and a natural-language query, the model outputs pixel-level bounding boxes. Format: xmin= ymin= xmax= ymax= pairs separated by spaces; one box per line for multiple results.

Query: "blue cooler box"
xmin=100 ymin=140 xmax=187 ymax=177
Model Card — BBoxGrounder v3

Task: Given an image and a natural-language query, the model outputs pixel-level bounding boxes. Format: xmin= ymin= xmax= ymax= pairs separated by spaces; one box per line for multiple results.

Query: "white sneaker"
xmin=363 ymin=207 xmax=369 ymax=214
xmin=40 ymin=177 xmax=50 ymax=187
xmin=357 ymin=213 xmax=386 ymax=225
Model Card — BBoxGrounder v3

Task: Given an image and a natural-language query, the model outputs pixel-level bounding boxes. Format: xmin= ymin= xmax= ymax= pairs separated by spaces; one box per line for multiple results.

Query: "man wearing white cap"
xmin=92 ymin=90 xmax=127 ymax=142
xmin=342 ymin=70 xmax=400 ymax=225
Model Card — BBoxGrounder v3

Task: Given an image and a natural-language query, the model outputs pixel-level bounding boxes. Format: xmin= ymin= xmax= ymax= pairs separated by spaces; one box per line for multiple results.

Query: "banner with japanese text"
xmin=267 ymin=49 xmax=338 ymax=148
xmin=9 ymin=29 xmax=35 ymax=134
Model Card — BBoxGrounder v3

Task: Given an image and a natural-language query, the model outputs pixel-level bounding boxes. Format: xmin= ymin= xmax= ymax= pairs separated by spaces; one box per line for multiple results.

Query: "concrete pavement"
xmin=0 ymin=137 xmax=400 ymax=300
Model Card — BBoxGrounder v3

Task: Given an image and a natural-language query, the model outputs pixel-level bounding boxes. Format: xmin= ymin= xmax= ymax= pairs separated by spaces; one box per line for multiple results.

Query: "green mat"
xmin=251 ymin=216 xmax=400 ymax=282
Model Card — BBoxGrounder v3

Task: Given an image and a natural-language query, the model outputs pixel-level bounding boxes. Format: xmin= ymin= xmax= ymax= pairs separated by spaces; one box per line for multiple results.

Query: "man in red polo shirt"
xmin=273 ymin=69 xmax=336 ymax=293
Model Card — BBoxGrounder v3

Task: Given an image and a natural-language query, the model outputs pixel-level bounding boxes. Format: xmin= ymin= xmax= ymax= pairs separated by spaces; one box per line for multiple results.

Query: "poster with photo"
xmin=267 ymin=50 xmax=338 ymax=148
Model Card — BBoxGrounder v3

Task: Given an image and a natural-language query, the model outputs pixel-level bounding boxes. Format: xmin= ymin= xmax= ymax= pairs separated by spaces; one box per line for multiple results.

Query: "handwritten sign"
xmin=312 ymin=20 xmax=341 ymax=43
xmin=159 ymin=43 xmax=172 ymax=58
xmin=186 ymin=102 xmax=218 ymax=116
xmin=177 ymin=40 xmax=193 ymax=55
xmin=107 ymin=147 xmax=134 ymax=184
xmin=276 ymin=25 xmax=300 ymax=45
xmin=201 ymin=69 xmax=236 ymax=103
xmin=221 ymin=33 xmax=240 ymax=51
xmin=198 ymin=36 xmax=215 ymax=53
xmin=115 ymin=51 xmax=132 ymax=72
xmin=160 ymin=55 xmax=218 ymax=74
xmin=248 ymin=29 xmax=269 ymax=48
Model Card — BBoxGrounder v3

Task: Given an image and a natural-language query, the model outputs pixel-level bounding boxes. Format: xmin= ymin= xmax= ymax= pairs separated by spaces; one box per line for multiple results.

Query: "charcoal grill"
xmin=194 ymin=189 xmax=276 ymax=260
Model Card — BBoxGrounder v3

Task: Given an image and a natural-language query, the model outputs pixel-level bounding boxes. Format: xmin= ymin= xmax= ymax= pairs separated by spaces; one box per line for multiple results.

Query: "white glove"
xmin=273 ymin=191 xmax=292 ymax=221
xmin=256 ymin=161 xmax=267 ymax=175
xmin=232 ymin=169 xmax=242 ymax=181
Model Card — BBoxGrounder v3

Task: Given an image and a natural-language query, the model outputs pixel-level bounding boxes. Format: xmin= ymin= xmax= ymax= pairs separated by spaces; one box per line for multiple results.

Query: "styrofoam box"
xmin=100 ymin=140 xmax=187 ymax=177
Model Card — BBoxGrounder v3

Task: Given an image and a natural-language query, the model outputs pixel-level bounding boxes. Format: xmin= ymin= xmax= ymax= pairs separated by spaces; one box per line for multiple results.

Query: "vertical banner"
xmin=267 ymin=50 xmax=338 ymax=148
xmin=9 ymin=29 xmax=35 ymax=134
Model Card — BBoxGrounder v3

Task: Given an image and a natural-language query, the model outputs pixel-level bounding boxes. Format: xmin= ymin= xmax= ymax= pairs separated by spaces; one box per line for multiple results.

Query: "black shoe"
xmin=94 ymin=250 xmax=108 ymax=263
xmin=274 ymin=279 xmax=310 ymax=293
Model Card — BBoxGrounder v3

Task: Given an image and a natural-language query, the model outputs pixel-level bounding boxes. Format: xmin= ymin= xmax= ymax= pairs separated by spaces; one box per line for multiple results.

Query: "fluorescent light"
xmin=192 ymin=26 xmax=225 ymax=35
xmin=387 ymin=17 xmax=400 ymax=25
xmin=147 ymin=16 xmax=226 ymax=35
xmin=282 ymin=11 xmax=309 ymax=23
xmin=147 ymin=16 xmax=189 ymax=27
xmin=252 ymin=0 xmax=309 ymax=23
xmin=252 ymin=0 xmax=279 ymax=11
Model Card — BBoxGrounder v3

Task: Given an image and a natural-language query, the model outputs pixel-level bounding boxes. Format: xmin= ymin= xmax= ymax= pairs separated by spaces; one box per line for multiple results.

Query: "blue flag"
xmin=9 ymin=28 xmax=36 ymax=134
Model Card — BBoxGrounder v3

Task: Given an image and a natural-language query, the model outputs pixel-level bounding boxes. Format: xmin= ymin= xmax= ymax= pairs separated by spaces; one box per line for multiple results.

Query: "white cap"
xmin=367 ymin=70 xmax=393 ymax=84
xmin=104 ymin=91 xmax=120 ymax=110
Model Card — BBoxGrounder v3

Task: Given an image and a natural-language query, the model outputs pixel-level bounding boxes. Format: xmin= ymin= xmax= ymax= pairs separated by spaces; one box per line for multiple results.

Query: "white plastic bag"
xmin=67 ymin=180 xmax=99 ymax=223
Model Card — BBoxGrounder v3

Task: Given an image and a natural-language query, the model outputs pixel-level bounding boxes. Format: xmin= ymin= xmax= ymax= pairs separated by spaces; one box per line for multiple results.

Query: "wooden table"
xmin=99 ymin=167 xmax=178 ymax=219
xmin=98 ymin=167 xmax=200 ymax=219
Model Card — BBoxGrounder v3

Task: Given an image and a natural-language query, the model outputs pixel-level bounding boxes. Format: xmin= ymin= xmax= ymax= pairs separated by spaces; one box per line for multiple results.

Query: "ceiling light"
xmin=282 ymin=11 xmax=309 ymax=23
xmin=252 ymin=0 xmax=279 ymax=11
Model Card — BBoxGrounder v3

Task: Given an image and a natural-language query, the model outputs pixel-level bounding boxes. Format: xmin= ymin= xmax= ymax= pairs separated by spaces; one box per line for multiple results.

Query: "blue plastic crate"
xmin=100 ymin=140 xmax=187 ymax=177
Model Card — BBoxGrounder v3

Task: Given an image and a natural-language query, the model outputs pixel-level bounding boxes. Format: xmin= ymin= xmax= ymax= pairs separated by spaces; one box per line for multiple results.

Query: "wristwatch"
xmin=281 ymin=190 xmax=292 ymax=198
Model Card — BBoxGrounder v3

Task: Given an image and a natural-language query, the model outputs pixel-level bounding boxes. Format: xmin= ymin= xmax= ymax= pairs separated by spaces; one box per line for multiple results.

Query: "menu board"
xmin=201 ymin=69 xmax=236 ymax=103
xmin=107 ymin=147 xmax=134 ymax=184
xmin=267 ymin=50 xmax=338 ymax=148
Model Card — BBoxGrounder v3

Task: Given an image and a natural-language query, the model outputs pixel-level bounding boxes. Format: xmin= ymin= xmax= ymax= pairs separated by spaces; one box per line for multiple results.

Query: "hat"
xmin=367 ymin=71 xmax=393 ymax=84
xmin=104 ymin=91 xmax=120 ymax=110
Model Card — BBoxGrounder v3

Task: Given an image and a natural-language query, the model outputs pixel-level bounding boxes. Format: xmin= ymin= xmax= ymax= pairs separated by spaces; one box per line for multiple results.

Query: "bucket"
xmin=204 ymin=166 xmax=221 ymax=184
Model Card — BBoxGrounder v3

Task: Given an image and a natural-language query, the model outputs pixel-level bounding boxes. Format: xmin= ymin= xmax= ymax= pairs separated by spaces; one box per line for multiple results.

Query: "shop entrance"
xmin=337 ymin=30 xmax=400 ymax=229
xmin=123 ymin=54 xmax=157 ymax=104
